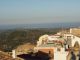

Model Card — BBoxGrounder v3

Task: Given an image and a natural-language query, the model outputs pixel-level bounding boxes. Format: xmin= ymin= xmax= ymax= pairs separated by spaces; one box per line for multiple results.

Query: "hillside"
xmin=0 ymin=28 xmax=62 ymax=52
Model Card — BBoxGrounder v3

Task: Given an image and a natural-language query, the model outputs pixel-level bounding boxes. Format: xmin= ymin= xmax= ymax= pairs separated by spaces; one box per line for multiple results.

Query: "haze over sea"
xmin=0 ymin=22 xmax=80 ymax=30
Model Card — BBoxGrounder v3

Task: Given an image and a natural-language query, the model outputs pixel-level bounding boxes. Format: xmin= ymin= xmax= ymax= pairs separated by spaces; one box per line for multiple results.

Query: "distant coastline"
xmin=0 ymin=22 xmax=80 ymax=30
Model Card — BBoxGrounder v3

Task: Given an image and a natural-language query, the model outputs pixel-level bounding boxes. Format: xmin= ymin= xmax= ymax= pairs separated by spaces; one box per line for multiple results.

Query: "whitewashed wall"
xmin=54 ymin=52 xmax=68 ymax=60
xmin=72 ymin=36 xmax=80 ymax=47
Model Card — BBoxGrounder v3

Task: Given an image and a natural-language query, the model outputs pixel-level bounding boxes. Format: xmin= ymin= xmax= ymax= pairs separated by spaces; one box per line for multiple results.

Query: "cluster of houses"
xmin=34 ymin=28 xmax=80 ymax=60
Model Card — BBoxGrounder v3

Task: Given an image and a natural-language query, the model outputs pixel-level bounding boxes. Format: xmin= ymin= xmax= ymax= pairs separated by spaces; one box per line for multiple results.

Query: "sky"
xmin=0 ymin=0 xmax=80 ymax=25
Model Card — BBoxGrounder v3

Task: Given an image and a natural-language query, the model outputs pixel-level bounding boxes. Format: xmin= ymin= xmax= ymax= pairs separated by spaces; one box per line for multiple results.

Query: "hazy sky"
xmin=0 ymin=0 xmax=80 ymax=25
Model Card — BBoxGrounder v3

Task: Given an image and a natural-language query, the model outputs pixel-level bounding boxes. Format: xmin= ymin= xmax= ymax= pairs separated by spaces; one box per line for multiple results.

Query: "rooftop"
xmin=39 ymin=43 xmax=62 ymax=47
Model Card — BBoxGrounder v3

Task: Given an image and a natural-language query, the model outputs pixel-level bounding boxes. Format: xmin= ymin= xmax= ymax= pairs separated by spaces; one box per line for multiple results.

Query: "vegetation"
xmin=0 ymin=28 xmax=62 ymax=52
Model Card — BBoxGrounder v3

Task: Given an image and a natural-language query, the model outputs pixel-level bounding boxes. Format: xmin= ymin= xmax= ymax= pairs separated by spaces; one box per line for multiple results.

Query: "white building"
xmin=64 ymin=33 xmax=80 ymax=47
xmin=37 ymin=34 xmax=48 ymax=46
xmin=54 ymin=48 xmax=69 ymax=60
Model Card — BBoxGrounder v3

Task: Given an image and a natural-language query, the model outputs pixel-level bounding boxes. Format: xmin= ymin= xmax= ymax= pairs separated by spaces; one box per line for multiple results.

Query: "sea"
xmin=0 ymin=22 xmax=80 ymax=30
